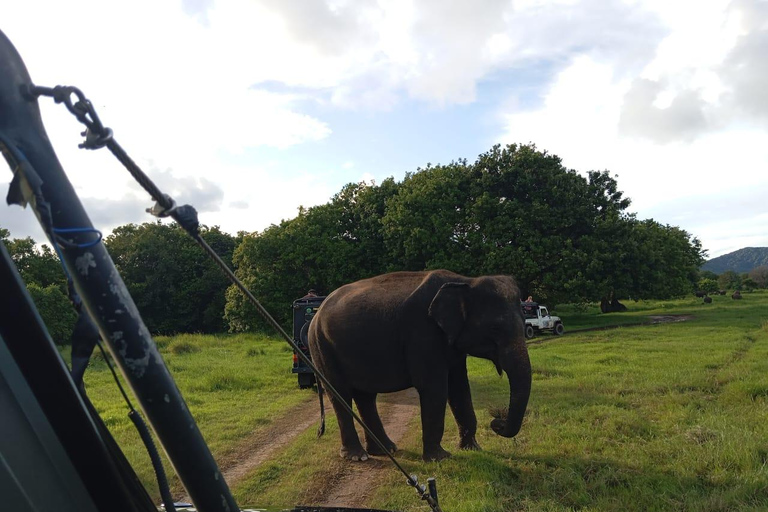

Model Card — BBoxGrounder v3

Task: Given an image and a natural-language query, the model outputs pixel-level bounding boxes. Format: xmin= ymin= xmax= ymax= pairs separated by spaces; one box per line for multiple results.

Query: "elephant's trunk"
xmin=491 ymin=345 xmax=531 ymax=438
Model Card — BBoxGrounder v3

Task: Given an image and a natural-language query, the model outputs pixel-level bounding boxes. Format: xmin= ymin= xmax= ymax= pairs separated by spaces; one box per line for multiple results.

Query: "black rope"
xmin=31 ymin=83 xmax=443 ymax=512
xmin=95 ymin=341 xmax=177 ymax=512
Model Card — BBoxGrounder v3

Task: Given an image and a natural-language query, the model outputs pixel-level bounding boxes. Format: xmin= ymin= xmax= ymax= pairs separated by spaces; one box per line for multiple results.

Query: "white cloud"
xmin=3 ymin=0 xmax=767 ymax=259
xmin=3 ymin=0 xmax=336 ymax=241
xmin=499 ymin=49 xmax=768 ymax=257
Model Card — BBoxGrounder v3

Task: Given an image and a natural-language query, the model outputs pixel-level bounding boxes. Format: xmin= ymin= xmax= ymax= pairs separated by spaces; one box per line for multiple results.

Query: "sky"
xmin=2 ymin=0 xmax=767 ymax=259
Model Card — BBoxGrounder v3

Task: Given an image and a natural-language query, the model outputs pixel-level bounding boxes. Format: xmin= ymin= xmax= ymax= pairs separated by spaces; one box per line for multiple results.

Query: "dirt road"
xmin=182 ymin=388 xmax=421 ymax=508
xmin=311 ymin=388 xmax=420 ymax=508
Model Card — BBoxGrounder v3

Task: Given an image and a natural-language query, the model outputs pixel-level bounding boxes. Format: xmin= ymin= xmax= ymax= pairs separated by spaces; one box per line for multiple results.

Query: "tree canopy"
xmin=226 ymin=143 xmax=705 ymax=328
xmin=3 ymin=143 xmax=707 ymax=335
xmin=225 ymin=179 xmax=401 ymax=331
xmin=105 ymin=222 xmax=237 ymax=334
xmin=1 ymin=227 xmax=74 ymax=344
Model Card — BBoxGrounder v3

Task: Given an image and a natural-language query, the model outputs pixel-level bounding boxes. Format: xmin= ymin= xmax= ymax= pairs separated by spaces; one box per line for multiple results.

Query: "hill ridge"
xmin=702 ymin=247 xmax=768 ymax=274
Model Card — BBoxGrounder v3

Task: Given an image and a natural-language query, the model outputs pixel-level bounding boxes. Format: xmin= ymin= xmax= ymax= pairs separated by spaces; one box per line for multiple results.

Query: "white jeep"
xmin=521 ymin=302 xmax=564 ymax=339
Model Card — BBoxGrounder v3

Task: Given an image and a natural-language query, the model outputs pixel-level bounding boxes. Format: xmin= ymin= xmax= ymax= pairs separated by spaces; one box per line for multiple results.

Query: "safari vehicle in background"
xmin=291 ymin=295 xmax=324 ymax=388
xmin=521 ymin=302 xmax=565 ymax=339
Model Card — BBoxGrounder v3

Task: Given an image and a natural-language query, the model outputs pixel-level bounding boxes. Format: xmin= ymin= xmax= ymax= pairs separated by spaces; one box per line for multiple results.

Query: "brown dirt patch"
xmin=178 ymin=388 xmax=421 ymax=509
xmin=648 ymin=314 xmax=695 ymax=323
xmin=177 ymin=394 xmax=319 ymax=502
xmin=308 ymin=388 xmax=420 ymax=508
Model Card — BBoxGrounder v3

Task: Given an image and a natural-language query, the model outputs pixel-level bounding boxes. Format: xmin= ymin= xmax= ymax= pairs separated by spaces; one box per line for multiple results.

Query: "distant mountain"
xmin=702 ymin=247 xmax=768 ymax=274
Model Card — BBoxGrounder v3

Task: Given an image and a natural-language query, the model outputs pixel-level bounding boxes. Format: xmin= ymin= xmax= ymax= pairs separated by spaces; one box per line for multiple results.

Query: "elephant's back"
xmin=308 ymin=272 xmax=449 ymax=386
xmin=316 ymin=270 xmax=463 ymax=324
xmin=333 ymin=270 xmax=461 ymax=303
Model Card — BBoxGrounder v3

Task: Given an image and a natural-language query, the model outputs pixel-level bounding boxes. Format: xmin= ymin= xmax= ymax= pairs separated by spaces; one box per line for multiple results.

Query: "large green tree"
xmin=382 ymin=144 xmax=641 ymax=305
xmin=105 ymin=222 xmax=236 ymax=334
xmin=748 ymin=265 xmax=768 ymax=288
xmin=619 ymin=220 xmax=704 ymax=300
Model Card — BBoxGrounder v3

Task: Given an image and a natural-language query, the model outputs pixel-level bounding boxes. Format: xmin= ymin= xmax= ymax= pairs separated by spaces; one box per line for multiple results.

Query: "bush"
xmin=26 ymin=283 xmax=77 ymax=345
xmin=697 ymin=278 xmax=718 ymax=295
xmin=170 ymin=341 xmax=200 ymax=355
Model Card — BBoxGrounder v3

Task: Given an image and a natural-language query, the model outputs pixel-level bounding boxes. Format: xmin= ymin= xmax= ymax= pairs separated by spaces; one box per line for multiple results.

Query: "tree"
xmin=382 ymin=161 xmax=479 ymax=273
xmin=106 ymin=222 xmax=236 ymax=334
xmin=748 ymin=265 xmax=768 ymax=288
xmin=225 ymin=179 xmax=401 ymax=331
xmin=621 ymin=220 xmax=704 ymax=300
xmin=382 ymin=145 xmax=634 ymax=305
xmin=25 ymin=283 xmax=77 ymax=345
xmin=717 ymin=270 xmax=742 ymax=292
xmin=381 ymin=144 xmax=703 ymax=307
xmin=697 ymin=278 xmax=719 ymax=294
xmin=741 ymin=277 xmax=757 ymax=292
xmin=1 ymin=227 xmax=75 ymax=344
xmin=5 ymin=237 xmax=66 ymax=292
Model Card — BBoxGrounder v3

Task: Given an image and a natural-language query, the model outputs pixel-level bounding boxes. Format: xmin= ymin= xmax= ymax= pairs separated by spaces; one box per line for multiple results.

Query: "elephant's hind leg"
xmin=314 ymin=350 xmax=369 ymax=461
xmin=352 ymin=390 xmax=397 ymax=455
xmin=328 ymin=388 xmax=369 ymax=461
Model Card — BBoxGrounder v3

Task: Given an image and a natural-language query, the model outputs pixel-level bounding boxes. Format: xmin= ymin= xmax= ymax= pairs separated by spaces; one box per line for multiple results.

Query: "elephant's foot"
xmin=340 ymin=445 xmax=370 ymax=462
xmin=422 ymin=446 xmax=452 ymax=462
xmin=367 ymin=438 xmax=397 ymax=456
xmin=459 ymin=436 xmax=481 ymax=451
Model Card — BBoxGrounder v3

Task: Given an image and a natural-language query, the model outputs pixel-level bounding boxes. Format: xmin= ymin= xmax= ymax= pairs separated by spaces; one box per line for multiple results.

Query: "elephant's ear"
xmin=428 ymin=282 xmax=469 ymax=345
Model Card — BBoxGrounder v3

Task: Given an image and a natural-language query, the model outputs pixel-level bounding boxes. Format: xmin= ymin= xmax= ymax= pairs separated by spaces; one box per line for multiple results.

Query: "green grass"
xmin=373 ymin=291 xmax=768 ymax=511
xmin=552 ymin=296 xmax=705 ymax=331
xmin=80 ymin=332 xmax=314 ymax=499
xmin=78 ymin=291 xmax=768 ymax=511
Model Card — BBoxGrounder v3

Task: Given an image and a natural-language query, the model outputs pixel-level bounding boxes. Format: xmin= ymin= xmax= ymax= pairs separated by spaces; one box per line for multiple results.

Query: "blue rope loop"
xmin=53 ymin=227 xmax=103 ymax=248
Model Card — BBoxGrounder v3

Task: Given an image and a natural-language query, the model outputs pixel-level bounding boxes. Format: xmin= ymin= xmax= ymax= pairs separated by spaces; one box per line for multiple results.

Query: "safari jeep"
xmin=291 ymin=295 xmax=324 ymax=388
xmin=521 ymin=302 xmax=565 ymax=338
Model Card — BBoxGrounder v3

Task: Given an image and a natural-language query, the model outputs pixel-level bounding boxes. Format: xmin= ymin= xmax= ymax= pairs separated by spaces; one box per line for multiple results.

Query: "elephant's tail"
xmin=316 ymin=379 xmax=326 ymax=438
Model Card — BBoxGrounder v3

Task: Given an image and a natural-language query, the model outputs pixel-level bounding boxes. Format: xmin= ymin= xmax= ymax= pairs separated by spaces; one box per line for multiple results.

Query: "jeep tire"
xmin=554 ymin=323 xmax=564 ymax=335
xmin=525 ymin=324 xmax=535 ymax=339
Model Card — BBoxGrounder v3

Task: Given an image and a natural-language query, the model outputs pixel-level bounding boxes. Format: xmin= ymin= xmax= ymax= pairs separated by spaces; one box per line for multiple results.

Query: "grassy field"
xmin=82 ymin=333 xmax=315 ymax=497
xmin=81 ymin=291 xmax=768 ymax=511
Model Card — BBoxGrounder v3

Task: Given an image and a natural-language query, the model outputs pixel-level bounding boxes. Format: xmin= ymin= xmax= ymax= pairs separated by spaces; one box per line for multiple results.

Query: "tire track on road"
xmin=311 ymin=388 xmax=420 ymax=509
xmin=178 ymin=394 xmax=319 ymax=502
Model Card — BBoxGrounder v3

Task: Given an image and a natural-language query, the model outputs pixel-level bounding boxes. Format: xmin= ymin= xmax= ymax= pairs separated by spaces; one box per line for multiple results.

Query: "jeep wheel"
xmin=525 ymin=325 xmax=534 ymax=339
xmin=554 ymin=323 xmax=564 ymax=335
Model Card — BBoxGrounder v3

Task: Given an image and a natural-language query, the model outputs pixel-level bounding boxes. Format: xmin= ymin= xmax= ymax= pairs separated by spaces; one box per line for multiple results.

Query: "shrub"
xmin=170 ymin=341 xmax=200 ymax=355
xmin=697 ymin=278 xmax=719 ymax=295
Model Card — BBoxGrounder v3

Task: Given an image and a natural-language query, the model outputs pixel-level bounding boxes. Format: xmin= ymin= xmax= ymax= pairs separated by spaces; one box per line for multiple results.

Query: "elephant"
xmin=308 ymin=270 xmax=532 ymax=462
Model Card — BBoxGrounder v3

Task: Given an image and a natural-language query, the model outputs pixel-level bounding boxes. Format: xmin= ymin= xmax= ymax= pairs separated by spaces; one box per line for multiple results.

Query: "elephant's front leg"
xmin=417 ymin=386 xmax=451 ymax=461
xmin=448 ymin=357 xmax=480 ymax=451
